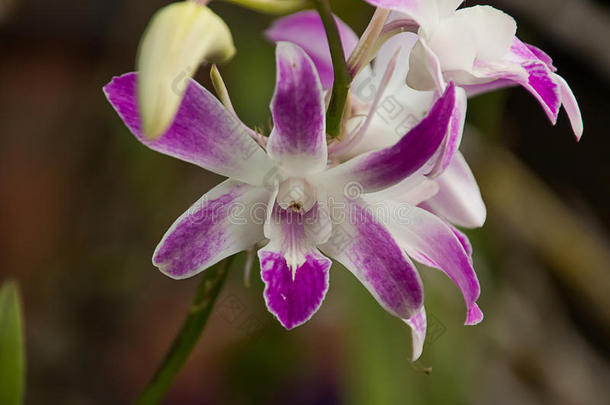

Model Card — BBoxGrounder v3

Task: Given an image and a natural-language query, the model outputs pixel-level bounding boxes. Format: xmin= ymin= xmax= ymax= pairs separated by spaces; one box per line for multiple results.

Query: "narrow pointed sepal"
xmin=404 ymin=306 xmax=427 ymax=361
xmin=465 ymin=303 xmax=484 ymax=325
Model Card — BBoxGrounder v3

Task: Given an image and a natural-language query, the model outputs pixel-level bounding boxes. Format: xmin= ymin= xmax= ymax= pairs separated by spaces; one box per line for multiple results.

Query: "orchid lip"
xmin=277 ymin=177 xmax=317 ymax=214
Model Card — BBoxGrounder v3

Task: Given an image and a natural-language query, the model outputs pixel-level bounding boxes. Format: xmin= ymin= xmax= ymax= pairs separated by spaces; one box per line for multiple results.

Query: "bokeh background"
xmin=1 ymin=0 xmax=609 ymax=404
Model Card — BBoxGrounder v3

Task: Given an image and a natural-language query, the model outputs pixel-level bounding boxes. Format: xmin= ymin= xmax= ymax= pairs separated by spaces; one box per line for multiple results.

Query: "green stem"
xmin=135 ymin=257 xmax=233 ymax=405
xmin=221 ymin=0 xmax=307 ymax=15
xmin=312 ymin=0 xmax=350 ymax=138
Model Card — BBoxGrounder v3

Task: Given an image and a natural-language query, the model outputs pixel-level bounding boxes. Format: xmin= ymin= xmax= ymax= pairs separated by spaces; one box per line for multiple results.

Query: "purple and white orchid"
xmin=267 ymin=12 xmax=486 ymax=231
xmin=266 ymin=12 xmax=487 ymax=358
xmin=364 ymin=0 xmax=583 ymax=138
xmin=104 ymin=41 xmax=477 ymax=360
xmin=267 ymin=11 xmax=486 ymax=347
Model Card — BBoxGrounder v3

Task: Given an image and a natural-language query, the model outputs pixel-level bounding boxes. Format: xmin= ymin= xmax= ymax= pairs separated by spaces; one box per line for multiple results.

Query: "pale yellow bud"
xmin=137 ymin=1 xmax=236 ymax=139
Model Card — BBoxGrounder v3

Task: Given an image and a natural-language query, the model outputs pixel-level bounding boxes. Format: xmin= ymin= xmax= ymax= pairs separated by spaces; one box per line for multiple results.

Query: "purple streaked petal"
xmin=466 ymin=303 xmax=484 ymax=325
xmin=265 ymin=11 xmax=359 ymax=89
xmin=425 ymin=86 xmax=467 ymax=177
xmin=268 ymin=42 xmax=327 ymax=175
xmin=404 ymin=305 xmax=426 ymax=361
xmin=407 ymin=220 xmax=473 ymax=267
xmin=423 ymin=151 xmax=487 ymax=228
xmin=325 ymin=83 xmax=456 ymax=193
xmin=521 ymin=59 xmax=561 ymax=122
xmin=103 ymin=73 xmax=273 ymax=185
xmin=471 ymin=38 xmax=582 ymax=139
xmin=259 ymin=250 xmax=331 ymax=329
xmin=474 ymin=39 xmax=561 ymax=122
xmin=387 ymin=205 xmax=482 ymax=325
xmin=153 ymin=179 xmax=268 ymax=279
xmin=512 ymin=40 xmax=582 ymax=139
xmin=464 ymin=67 xmax=557 ymax=118
xmin=450 ymin=225 xmax=473 ymax=259
xmin=320 ymin=198 xmax=424 ymax=319
xmin=525 ymin=44 xmax=556 ymax=71
xmin=364 ymin=174 xmax=439 ymax=208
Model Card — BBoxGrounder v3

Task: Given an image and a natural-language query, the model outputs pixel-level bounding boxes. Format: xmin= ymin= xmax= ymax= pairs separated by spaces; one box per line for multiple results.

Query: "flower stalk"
xmin=346 ymin=7 xmax=390 ymax=78
xmin=135 ymin=257 xmax=234 ymax=405
xmin=222 ymin=0 xmax=307 ymax=15
xmin=312 ymin=0 xmax=350 ymax=138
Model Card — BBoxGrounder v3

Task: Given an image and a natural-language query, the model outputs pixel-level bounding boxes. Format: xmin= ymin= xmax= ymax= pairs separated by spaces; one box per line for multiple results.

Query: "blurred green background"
xmin=1 ymin=0 xmax=609 ymax=404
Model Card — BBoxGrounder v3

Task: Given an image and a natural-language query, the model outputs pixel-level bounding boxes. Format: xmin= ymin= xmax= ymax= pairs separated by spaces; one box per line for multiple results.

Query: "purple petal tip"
xmin=465 ymin=303 xmax=484 ymax=325
xmin=260 ymin=251 xmax=331 ymax=330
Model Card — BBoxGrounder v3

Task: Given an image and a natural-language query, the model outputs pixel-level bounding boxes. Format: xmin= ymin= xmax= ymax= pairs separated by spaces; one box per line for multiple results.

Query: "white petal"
xmin=454 ymin=6 xmax=516 ymax=62
xmin=425 ymin=152 xmax=487 ymax=228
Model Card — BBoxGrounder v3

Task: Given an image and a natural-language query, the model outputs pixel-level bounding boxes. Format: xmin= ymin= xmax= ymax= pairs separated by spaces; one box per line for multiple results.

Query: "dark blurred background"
xmin=1 ymin=0 xmax=609 ymax=404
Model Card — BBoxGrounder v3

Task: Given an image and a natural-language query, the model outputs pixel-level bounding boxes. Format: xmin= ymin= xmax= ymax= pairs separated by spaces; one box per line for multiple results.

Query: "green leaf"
xmin=0 ymin=281 xmax=25 ymax=405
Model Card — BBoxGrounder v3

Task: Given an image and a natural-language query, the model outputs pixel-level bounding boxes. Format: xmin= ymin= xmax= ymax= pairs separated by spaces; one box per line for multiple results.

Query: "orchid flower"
xmin=364 ymin=0 xmax=583 ymax=139
xmin=104 ymin=41 xmax=469 ymax=360
xmin=268 ymin=13 xmax=487 ymax=358
xmin=266 ymin=12 xmax=485 ymax=229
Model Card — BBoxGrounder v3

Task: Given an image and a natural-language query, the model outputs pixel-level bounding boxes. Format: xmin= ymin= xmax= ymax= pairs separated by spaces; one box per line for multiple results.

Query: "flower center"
xmin=288 ymin=201 xmax=303 ymax=212
xmin=277 ymin=178 xmax=316 ymax=213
